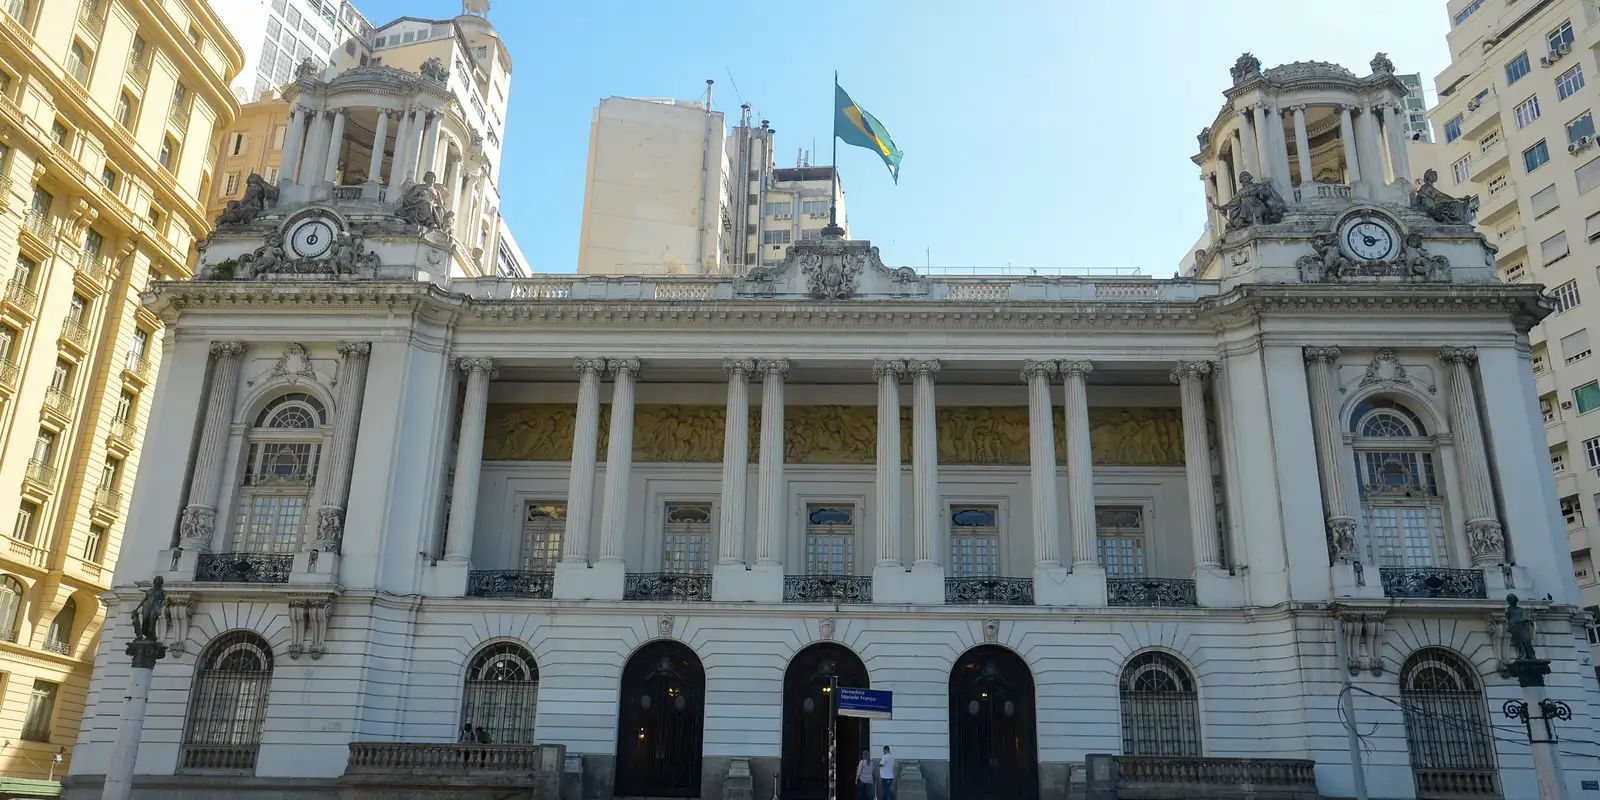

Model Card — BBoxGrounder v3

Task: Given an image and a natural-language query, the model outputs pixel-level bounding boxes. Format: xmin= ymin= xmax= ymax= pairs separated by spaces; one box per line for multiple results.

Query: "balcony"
xmin=167 ymin=96 xmax=192 ymax=130
xmin=42 ymin=387 xmax=73 ymax=418
xmin=107 ymin=417 xmax=138 ymax=444
xmin=20 ymin=210 xmax=52 ymax=245
xmin=91 ymin=485 xmax=121 ymax=516
xmin=180 ymin=744 xmax=256 ymax=774
xmin=59 ymin=318 xmax=91 ymax=350
xmin=622 ymin=572 xmax=711 ymax=601
xmin=23 ymin=458 xmax=56 ymax=488
xmin=466 ymin=570 xmax=553 ymax=598
xmin=0 ymin=359 xmax=18 ymax=390
xmin=195 ymin=552 xmax=293 ymax=583
xmin=124 ymin=52 xmax=150 ymax=91
xmin=1108 ymin=756 xmax=1318 ymax=798
xmin=1462 ymin=101 xmax=1500 ymax=140
xmin=1379 ymin=567 xmax=1487 ymax=599
xmin=40 ymin=639 xmax=68 ymax=656
xmin=5 ymin=537 xmax=43 ymax=569
xmin=2 ymin=279 xmax=36 ymax=315
xmin=65 ymin=52 xmax=90 ymax=86
xmin=1468 ymin=140 xmax=1508 ymax=181
xmin=342 ymin=742 xmax=564 ymax=795
xmin=123 ymin=353 xmax=152 ymax=381
xmin=1107 ymin=578 xmax=1199 ymax=607
xmin=76 ymin=251 xmax=109 ymax=284
xmin=1494 ymin=226 xmax=1527 ymax=262
xmin=784 ymin=574 xmax=872 ymax=603
xmin=945 ymin=576 xmax=1034 ymax=605
xmin=1476 ymin=182 xmax=1517 ymax=224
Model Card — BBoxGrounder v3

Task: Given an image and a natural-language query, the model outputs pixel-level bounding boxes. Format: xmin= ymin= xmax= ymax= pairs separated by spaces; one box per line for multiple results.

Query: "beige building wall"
xmin=754 ymin=166 xmax=847 ymax=264
xmin=0 ymin=0 xmax=240 ymax=780
xmin=206 ymin=99 xmax=287 ymax=223
xmin=1430 ymin=0 xmax=1600 ymax=629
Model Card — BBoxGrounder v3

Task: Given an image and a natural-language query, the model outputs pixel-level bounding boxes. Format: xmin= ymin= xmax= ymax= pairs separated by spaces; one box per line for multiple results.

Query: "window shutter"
xmin=1562 ymin=328 xmax=1591 ymax=359
xmin=1530 ymin=184 xmax=1560 ymax=217
xmin=1578 ymin=156 xmax=1600 ymax=194
xmin=1541 ymin=230 xmax=1570 ymax=263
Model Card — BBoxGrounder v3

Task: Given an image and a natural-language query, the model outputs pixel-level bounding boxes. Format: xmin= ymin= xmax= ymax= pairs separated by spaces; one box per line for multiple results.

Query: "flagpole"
xmin=826 ymin=71 xmax=843 ymax=237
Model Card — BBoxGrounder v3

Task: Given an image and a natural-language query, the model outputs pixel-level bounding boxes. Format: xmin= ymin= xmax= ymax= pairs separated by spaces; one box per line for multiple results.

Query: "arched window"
xmin=1349 ymin=398 xmax=1448 ymax=567
xmin=235 ymin=392 xmax=328 ymax=553
xmin=1119 ymin=652 xmax=1201 ymax=757
xmin=44 ymin=598 xmax=75 ymax=654
xmin=181 ymin=631 xmax=274 ymax=773
xmin=0 ymin=577 xmax=23 ymax=643
xmin=461 ymin=642 xmax=539 ymax=745
xmin=1398 ymin=649 xmax=1498 ymax=795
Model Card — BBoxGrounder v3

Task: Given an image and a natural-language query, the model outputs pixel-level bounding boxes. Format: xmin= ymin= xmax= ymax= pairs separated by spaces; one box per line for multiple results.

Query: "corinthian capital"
xmin=607 ymin=358 xmax=642 ymax=377
xmin=1169 ymin=361 xmax=1214 ymax=384
xmin=209 ymin=341 xmax=246 ymax=359
xmin=1438 ymin=346 xmax=1478 ymax=365
xmin=1058 ymin=360 xmax=1093 ymax=379
xmin=573 ymin=357 xmax=607 ymax=376
xmin=336 ymin=342 xmax=371 ymax=359
xmin=1020 ymin=360 xmax=1057 ymax=382
xmin=454 ymin=357 xmax=498 ymax=378
xmin=1302 ymin=346 xmax=1341 ymax=364
xmin=872 ymin=359 xmax=907 ymax=381
xmin=906 ymin=359 xmax=941 ymax=377
xmin=756 ymin=359 xmax=790 ymax=377
xmin=722 ymin=358 xmax=756 ymax=379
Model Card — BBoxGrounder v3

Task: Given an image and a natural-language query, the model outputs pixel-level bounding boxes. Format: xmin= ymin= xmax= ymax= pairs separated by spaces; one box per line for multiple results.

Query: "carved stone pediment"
xmin=737 ymin=235 xmax=923 ymax=299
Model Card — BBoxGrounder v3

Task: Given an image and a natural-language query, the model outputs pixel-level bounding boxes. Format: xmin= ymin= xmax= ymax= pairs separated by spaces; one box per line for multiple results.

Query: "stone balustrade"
xmin=452 ymin=275 xmax=1216 ymax=304
xmin=1109 ymin=755 xmax=1320 ymax=799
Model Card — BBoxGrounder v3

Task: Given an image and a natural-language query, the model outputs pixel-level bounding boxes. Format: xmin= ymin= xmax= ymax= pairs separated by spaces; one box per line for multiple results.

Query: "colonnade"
xmin=1217 ymin=101 xmax=1412 ymax=200
xmin=278 ymin=104 xmax=449 ymax=191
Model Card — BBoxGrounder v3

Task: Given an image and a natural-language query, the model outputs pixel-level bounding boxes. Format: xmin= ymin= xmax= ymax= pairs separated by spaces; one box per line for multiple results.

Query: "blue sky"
xmin=353 ymin=1 xmax=1453 ymax=276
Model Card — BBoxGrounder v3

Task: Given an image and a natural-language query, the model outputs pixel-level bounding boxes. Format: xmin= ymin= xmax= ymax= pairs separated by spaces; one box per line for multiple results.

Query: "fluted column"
xmin=322 ymin=108 xmax=347 ymax=184
xmin=1024 ymin=361 xmax=1061 ymax=568
xmin=1237 ymin=112 xmax=1259 ymax=177
xmin=561 ymin=359 xmax=607 ymax=563
xmin=1385 ymin=104 xmax=1412 ymax=183
xmin=718 ymin=359 xmax=755 ymax=565
xmin=1357 ymin=106 xmax=1387 ymax=185
xmin=1217 ymin=156 xmax=1235 ymax=204
xmin=404 ymin=111 xmax=429 ymax=183
xmin=387 ymin=109 xmax=412 ymax=185
xmin=1060 ymin=360 xmax=1096 ymax=567
xmin=310 ymin=342 xmax=370 ymax=553
xmin=598 ymin=359 xmax=640 ymax=563
xmin=1291 ymin=105 xmax=1314 ymax=186
xmin=1253 ymin=105 xmax=1274 ymax=183
xmin=302 ymin=111 xmax=332 ymax=188
xmin=1339 ymin=105 xmax=1362 ymax=183
xmin=754 ymin=359 xmax=790 ymax=566
xmin=908 ymin=360 xmax=941 ymax=566
xmin=366 ymin=110 xmax=390 ymax=185
xmin=446 ymin=156 xmax=463 ymax=218
xmin=280 ymin=106 xmax=309 ymax=184
xmin=1303 ymin=347 xmax=1359 ymax=561
xmin=421 ymin=112 xmax=443 ymax=178
xmin=1173 ymin=362 xmax=1221 ymax=569
xmin=1271 ymin=107 xmax=1295 ymax=197
xmin=177 ymin=342 xmax=246 ymax=553
xmin=444 ymin=358 xmax=495 ymax=563
xmin=874 ymin=359 xmax=906 ymax=567
xmin=1439 ymin=347 xmax=1506 ymax=565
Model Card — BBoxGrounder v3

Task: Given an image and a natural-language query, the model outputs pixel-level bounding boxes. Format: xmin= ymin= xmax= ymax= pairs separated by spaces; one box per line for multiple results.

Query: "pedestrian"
xmin=475 ymin=726 xmax=491 ymax=744
xmin=855 ymin=750 xmax=874 ymax=800
xmin=458 ymin=723 xmax=475 ymax=742
xmin=879 ymin=745 xmax=896 ymax=800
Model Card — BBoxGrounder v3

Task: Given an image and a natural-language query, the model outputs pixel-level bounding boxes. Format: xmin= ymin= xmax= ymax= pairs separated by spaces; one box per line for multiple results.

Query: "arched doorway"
xmin=615 ymin=640 xmax=705 ymax=798
xmin=948 ymin=646 xmax=1037 ymax=800
xmin=782 ymin=644 xmax=870 ymax=800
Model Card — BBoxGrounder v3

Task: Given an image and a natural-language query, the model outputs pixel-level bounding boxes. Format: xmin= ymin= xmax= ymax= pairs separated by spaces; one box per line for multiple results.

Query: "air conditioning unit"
xmin=1583 ymin=135 xmax=1594 ymax=147
xmin=1558 ymin=42 xmax=1573 ymax=56
xmin=1570 ymin=141 xmax=1582 ymax=154
xmin=1468 ymin=99 xmax=1481 ymax=111
xmin=1541 ymin=56 xmax=1555 ymax=68
xmin=1562 ymin=400 xmax=1575 ymax=410
xmin=778 ymin=213 xmax=792 ymax=219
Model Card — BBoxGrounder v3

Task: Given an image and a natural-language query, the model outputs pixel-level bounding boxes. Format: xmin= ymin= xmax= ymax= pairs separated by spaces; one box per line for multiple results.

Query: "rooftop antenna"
xmin=724 ymin=67 xmax=745 ymax=108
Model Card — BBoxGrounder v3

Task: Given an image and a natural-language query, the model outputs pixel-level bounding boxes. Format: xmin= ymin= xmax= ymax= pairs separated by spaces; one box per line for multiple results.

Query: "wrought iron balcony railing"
xmin=107 ymin=417 xmax=138 ymax=442
xmin=23 ymin=458 xmax=56 ymax=487
xmin=623 ymin=572 xmax=711 ymax=601
xmin=92 ymin=485 xmax=121 ymax=514
xmin=0 ymin=358 xmax=17 ymax=389
xmin=42 ymin=387 xmax=73 ymax=417
xmin=195 ymin=552 xmax=293 ymax=583
xmin=945 ymin=576 xmax=1034 ymax=605
xmin=784 ymin=574 xmax=872 ymax=603
xmin=60 ymin=318 xmax=90 ymax=349
xmin=3 ymin=279 xmax=36 ymax=314
xmin=125 ymin=51 xmax=150 ymax=90
xmin=76 ymin=251 xmax=108 ymax=283
xmin=65 ymin=53 xmax=90 ymax=85
xmin=168 ymin=96 xmax=192 ymax=128
xmin=41 ymin=639 xmax=69 ymax=655
xmin=466 ymin=570 xmax=554 ymax=598
xmin=125 ymin=352 xmax=152 ymax=380
xmin=0 ymin=627 xmax=15 ymax=643
xmin=180 ymin=744 xmax=257 ymax=773
xmin=21 ymin=209 xmax=52 ymax=241
xmin=1107 ymin=578 xmax=1199 ymax=607
xmin=77 ymin=0 xmax=105 ymax=39
xmin=1380 ymin=567 xmax=1487 ymax=599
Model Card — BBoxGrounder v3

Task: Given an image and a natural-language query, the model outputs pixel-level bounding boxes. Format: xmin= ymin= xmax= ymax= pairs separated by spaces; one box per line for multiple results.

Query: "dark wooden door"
xmin=782 ymin=644 xmax=870 ymax=800
xmin=615 ymin=641 xmax=705 ymax=797
xmin=948 ymin=646 xmax=1037 ymax=800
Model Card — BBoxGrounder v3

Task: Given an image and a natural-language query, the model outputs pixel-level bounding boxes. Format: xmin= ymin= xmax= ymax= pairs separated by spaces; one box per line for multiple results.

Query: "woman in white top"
xmin=856 ymin=750 xmax=874 ymax=800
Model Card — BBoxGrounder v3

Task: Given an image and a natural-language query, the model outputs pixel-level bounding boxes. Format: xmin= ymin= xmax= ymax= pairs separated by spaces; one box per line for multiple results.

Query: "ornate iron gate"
xmin=615 ymin=640 xmax=705 ymax=797
xmin=782 ymin=644 xmax=870 ymax=800
xmin=1399 ymin=649 xmax=1500 ymax=798
xmin=948 ymin=646 xmax=1037 ymax=800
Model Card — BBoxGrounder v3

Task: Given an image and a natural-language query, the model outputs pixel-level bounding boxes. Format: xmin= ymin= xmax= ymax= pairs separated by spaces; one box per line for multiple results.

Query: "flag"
xmin=834 ymin=81 xmax=902 ymax=183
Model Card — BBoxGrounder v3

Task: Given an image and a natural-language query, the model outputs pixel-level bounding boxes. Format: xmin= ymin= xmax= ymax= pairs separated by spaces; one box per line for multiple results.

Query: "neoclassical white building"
xmin=62 ymin=55 xmax=1600 ymax=800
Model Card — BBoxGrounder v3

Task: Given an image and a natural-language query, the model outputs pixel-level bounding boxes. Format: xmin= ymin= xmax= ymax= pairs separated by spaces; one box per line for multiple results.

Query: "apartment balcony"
xmin=465 ymin=570 xmax=553 ymax=598
xmin=65 ymin=52 xmax=90 ymax=86
xmin=784 ymin=574 xmax=872 ymax=603
xmin=1468 ymin=140 xmax=1509 ymax=182
xmin=1462 ymin=100 xmax=1501 ymax=140
xmin=1558 ymin=470 xmax=1580 ymax=498
xmin=107 ymin=416 xmax=138 ymax=446
xmin=40 ymin=638 xmax=69 ymax=656
xmin=1476 ymin=183 xmax=1517 ymax=224
xmin=1494 ymin=226 xmax=1527 ymax=263
xmin=75 ymin=251 xmax=109 ymax=285
xmin=0 ymin=359 xmax=16 ymax=391
xmin=2 ymin=278 xmax=35 ymax=316
xmin=59 ymin=318 xmax=91 ymax=352
xmin=23 ymin=458 xmax=56 ymax=490
xmin=1379 ymin=567 xmax=1487 ymax=599
xmin=167 ymin=96 xmax=192 ymax=130
xmin=5 ymin=537 xmax=45 ymax=570
xmin=1107 ymin=578 xmax=1199 ymax=607
xmin=91 ymin=485 xmax=121 ymax=517
xmin=195 ymin=552 xmax=293 ymax=583
xmin=19 ymin=210 xmax=53 ymax=247
xmin=945 ymin=576 xmax=1034 ymax=605
xmin=622 ymin=572 xmax=711 ymax=601
xmin=1548 ymin=418 xmax=1569 ymax=449
xmin=42 ymin=387 xmax=74 ymax=419
xmin=123 ymin=352 xmax=153 ymax=382
xmin=1536 ymin=367 xmax=1556 ymax=396
xmin=124 ymin=52 xmax=150 ymax=91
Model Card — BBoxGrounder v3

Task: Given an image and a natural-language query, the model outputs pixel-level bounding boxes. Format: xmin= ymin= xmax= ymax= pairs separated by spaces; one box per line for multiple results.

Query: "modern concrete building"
xmin=1426 ymin=0 xmax=1600 ymax=647
xmin=210 ymin=0 xmax=374 ymax=105
xmin=0 ymin=0 xmax=241 ymax=781
xmin=1399 ymin=72 xmax=1434 ymax=142
xmin=58 ymin=52 xmax=1600 ymax=800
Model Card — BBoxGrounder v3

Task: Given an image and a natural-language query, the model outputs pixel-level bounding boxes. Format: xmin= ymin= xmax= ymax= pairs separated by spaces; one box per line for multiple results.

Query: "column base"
xmin=421 ymin=559 xmax=470 ymax=597
xmin=712 ymin=562 xmax=782 ymax=602
xmin=1331 ymin=561 xmax=1384 ymax=599
xmin=871 ymin=563 xmax=913 ymax=604
xmin=552 ymin=559 xmax=625 ymax=601
xmin=289 ymin=551 xmax=341 ymax=585
xmin=1483 ymin=564 xmax=1532 ymax=602
xmin=1031 ymin=564 xmax=1073 ymax=606
xmin=1193 ymin=565 xmax=1244 ymax=607
xmin=1059 ymin=565 xmax=1108 ymax=606
xmin=899 ymin=562 xmax=947 ymax=605
xmin=158 ymin=548 xmax=199 ymax=582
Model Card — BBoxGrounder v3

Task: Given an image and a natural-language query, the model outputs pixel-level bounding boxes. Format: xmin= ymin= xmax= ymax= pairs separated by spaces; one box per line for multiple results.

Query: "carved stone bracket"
xmin=1337 ymin=611 xmax=1386 ymax=676
xmin=162 ymin=593 xmax=194 ymax=657
xmin=287 ymin=595 xmax=333 ymax=659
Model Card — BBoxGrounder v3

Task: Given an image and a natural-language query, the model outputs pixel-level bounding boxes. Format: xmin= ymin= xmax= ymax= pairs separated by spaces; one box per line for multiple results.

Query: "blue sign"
xmin=837 ymin=688 xmax=892 ymax=720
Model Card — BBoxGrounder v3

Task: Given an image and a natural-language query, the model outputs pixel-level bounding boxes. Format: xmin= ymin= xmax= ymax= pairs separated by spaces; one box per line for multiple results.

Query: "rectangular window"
xmin=83 ymin=228 xmax=102 ymax=256
xmin=1569 ymin=112 xmax=1595 ymax=144
xmin=1445 ymin=114 xmax=1463 ymax=142
xmin=765 ymin=201 xmax=790 ymax=217
xmin=799 ymin=228 xmax=822 ymax=241
xmin=1557 ymin=64 xmax=1585 ymax=101
xmin=1515 ymin=96 xmax=1542 ymax=128
xmin=100 ymin=457 xmax=120 ymax=490
xmin=519 ymin=502 xmax=564 ymax=570
xmin=100 ymin=166 xmax=117 ymax=191
xmin=237 ymin=494 xmax=308 ymax=553
xmin=50 ymin=120 xmax=69 ymax=147
xmin=83 ymin=523 xmax=105 ymax=562
xmin=1095 ymin=506 xmax=1146 ymax=578
xmin=11 ymin=501 xmax=37 ymax=543
xmin=1552 ymin=278 xmax=1580 ymax=310
xmin=1587 ymin=436 xmax=1600 ymax=470
xmin=114 ymin=91 xmax=134 ymax=129
xmin=1367 ymin=506 xmax=1447 ymax=568
xmin=1524 ymin=140 xmax=1550 ymax=172
xmin=1562 ymin=496 xmax=1584 ymax=526
xmin=21 ymin=681 xmax=56 ymax=741
xmin=662 ymin=503 xmax=711 ymax=574
xmin=1563 ymin=328 xmax=1592 ymax=363
xmin=1554 ymin=450 xmax=1568 ymax=473
xmin=50 ymin=359 xmax=72 ymax=392
xmin=1454 ymin=0 xmax=1484 ymax=25
xmin=130 ymin=328 xmax=148 ymax=360
xmin=14 ymin=255 xmax=35 ymax=288
xmin=31 ymin=187 xmax=53 ymax=216
xmin=32 ymin=429 xmax=54 ymax=465
xmin=801 ymin=199 xmax=828 ymax=216
xmin=1577 ymin=381 xmax=1600 ymax=414
xmin=762 ymin=229 xmax=791 ymax=245
xmin=1544 ymin=233 xmax=1572 ymax=267
xmin=949 ymin=505 xmax=1000 ymax=577
xmin=229 ymin=131 xmax=245 ymax=155
xmin=1531 ymin=184 xmax=1560 ymax=217
xmin=1507 ymin=52 xmax=1532 ymax=85
xmin=224 ymin=172 xmax=239 ymax=195
xmin=67 ymin=294 xmax=86 ymax=325
xmin=1549 ymin=20 xmax=1576 ymax=54
xmin=1451 ymin=155 xmax=1471 ymax=184
xmin=0 ymin=325 xmax=14 ymax=361
xmin=115 ymin=390 xmax=135 ymax=422
xmin=804 ymin=505 xmax=855 ymax=575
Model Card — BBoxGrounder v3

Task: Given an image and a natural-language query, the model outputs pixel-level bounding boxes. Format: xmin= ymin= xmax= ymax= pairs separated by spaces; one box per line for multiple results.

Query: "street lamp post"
xmin=1502 ymin=594 xmax=1572 ymax=800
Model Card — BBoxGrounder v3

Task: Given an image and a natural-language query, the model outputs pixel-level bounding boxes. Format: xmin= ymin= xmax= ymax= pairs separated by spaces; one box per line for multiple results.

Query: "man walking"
xmin=856 ymin=750 xmax=874 ymax=800
xmin=879 ymin=745 xmax=896 ymax=800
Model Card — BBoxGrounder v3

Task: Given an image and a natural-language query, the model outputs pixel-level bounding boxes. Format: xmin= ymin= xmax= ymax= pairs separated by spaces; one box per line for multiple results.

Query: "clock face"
xmin=1342 ymin=219 xmax=1398 ymax=262
xmin=287 ymin=217 xmax=336 ymax=260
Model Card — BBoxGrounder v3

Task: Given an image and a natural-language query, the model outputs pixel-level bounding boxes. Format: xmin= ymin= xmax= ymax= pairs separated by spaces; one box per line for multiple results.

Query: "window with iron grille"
xmin=1398 ymin=649 xmax=1498 ymax=793
xmin=663 ymin=503 xmax=712 ymax=574
xmin=1350 ymin=399 xmax=1448 ymax=568
xmin=1095 ymin=506 xmax=1146 ymax=578
xmin=520 ymin=502 xmax=565 ymax=570
xmin=181 ymin=631 xmax=273 ymax=773
xmin=461 ymin=642 xmax=539 ymax=744
xmin=1119 ymin=652 xmax=1201 ymax=757
xmin=805 ymin=505 xmax=855 ymax=575
xmin=234 ymin=394 xmax=326 ymax=553
xmin=21 ymin=680 xmax=55 ymax=741
xmin=949 ymin=505 xmax=999 ymax=577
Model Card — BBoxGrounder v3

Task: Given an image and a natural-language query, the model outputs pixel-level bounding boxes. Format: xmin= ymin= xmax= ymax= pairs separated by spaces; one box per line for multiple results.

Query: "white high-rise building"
xmin=210 ymin=0 xmax=373 ymax=104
